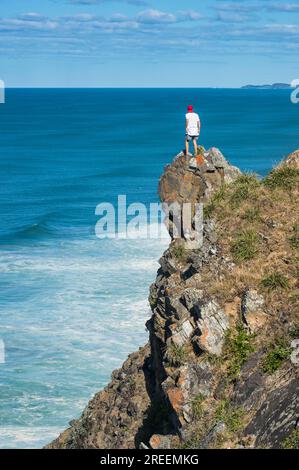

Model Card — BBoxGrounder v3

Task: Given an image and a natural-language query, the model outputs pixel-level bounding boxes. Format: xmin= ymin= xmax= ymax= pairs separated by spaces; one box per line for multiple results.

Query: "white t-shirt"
xmin=186 ymin=112 xmax=200 ymax=136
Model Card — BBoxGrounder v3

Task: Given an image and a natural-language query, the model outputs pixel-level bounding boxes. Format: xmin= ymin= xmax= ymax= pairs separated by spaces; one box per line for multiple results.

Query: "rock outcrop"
xmin=48 ymin=148 xmax=299 ymax=450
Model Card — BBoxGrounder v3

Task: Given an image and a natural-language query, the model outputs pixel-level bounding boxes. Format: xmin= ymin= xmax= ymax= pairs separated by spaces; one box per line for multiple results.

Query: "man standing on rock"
xmin=185 ymin=105 xmax=200 ymax=157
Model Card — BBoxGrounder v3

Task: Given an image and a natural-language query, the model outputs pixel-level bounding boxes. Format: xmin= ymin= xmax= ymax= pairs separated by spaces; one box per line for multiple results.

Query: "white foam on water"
xmin=0 ymin=230 xmax=169 ymax=448
xmin=0 ymin=427 xmax=63 ymax=449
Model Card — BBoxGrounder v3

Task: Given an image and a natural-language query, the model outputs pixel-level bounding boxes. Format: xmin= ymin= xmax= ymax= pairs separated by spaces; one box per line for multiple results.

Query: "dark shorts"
xmin=186 ymin=134 xmax=199 ymax=142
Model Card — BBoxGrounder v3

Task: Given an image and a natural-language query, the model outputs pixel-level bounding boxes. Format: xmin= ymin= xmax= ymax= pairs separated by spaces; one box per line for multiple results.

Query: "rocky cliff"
xmin=48 ymin=148 xmax=299 ymax=450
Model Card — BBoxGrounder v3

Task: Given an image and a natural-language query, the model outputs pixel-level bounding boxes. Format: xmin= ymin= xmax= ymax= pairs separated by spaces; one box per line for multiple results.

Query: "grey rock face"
xmin=199 ymin=422 xmax=227 ymax=449
xmin=205 ymin=147 xmax=241 ymax=183
xmin=241 ymin=289 xmax=267 ymax=332
xmin=290 ymin=340 xmax=299 ymax=366
xmin=168 ymin=319 xmax=194 ymax=347
xmin=242 ymin=289 xmax=265 ymax=315
xmin=196 ymin=300 xmax=230 ymax=356
xmin=244 ymin=378 xmax=299 ymax=448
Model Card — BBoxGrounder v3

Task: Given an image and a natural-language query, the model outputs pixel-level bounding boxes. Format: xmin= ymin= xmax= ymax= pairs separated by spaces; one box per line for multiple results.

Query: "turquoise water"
xmin=0 ymin=89 xmax=298 ymax=448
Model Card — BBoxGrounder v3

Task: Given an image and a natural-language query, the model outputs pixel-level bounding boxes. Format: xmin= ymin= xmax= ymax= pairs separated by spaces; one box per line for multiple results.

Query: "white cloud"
xmin=267 ymin=3 xmax=299 ymax=12
xmin=136 ymin=9 xmax=177 ymax=24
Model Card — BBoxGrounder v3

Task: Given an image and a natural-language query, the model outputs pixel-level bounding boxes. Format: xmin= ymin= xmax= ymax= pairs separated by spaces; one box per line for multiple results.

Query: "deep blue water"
xmin=0 ymin=88 xmax=298 ymax=448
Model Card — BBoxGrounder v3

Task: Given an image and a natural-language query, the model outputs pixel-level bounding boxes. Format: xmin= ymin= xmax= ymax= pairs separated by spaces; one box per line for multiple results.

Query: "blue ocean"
xmin=0 ymin=89 xmax=298 ymax=448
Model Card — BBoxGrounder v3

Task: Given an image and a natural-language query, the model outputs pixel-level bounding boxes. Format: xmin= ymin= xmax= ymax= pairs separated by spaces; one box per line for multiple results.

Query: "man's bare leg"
xmin=185 ymin=139 xmax=189 ymax=156
xmin=193 ymin=138 xmax=198 ymax=156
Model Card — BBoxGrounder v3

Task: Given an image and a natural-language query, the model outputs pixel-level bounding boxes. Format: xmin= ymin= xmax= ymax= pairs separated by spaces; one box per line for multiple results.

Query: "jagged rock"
xmin=199 ymin=422 xmax=227 ymax=449
xmin=159 ymin=252 xmax=178 ymax=275
xmin=165 ymin=385 xmax=185 ymax=427
xmin=164 ymin=362 xmax=214 ymax=426
xmin=196 ymin=300 xmax=229 ymax=356
xmin=232 ymin=352 xmax=266 ymax=411
xmin=206 ymin=147 xmax=241 ymax=182
xmin=241 ymin=289 xmax=268 ymax=332
xmin=165 ymin=295 xmax=190 ymax=322
xmin=168 ymin=319 xmax=194 ymax=347
xmin=242 ymin=289 xmax=265 ymax=314
xmin=158 ymin=148 xmax=240 ymax=245
xmin=290 ymin=340 xmax=299 ymax=366
xmin=181 ymin=288 xmax=204 ymax=311
xmin=182 ymin=362 xmax=214 ymax=399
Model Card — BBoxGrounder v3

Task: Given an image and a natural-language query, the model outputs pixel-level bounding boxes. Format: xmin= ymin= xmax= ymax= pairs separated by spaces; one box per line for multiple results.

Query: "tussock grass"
xmin=261 ymin=272 xmax=290 ymax=290
xmin=215 ymin=400 xmax=245 ymax=433
xmin=231 ymin=230 xmax=259 ymax=262
xmin=229 ymin=174 xmax=260 ymax=208
xmin=172 ymin=244 xmax=187 ymax=262
xmin=264 ymin=166 xmax=299 ymax=191
xmin=190 ymin=393 xmax=205 ymax=420
xmin=241 ymin=206 xmax=261 ymax=222
xmin=165 ymin=343 xmax=188 ymax=367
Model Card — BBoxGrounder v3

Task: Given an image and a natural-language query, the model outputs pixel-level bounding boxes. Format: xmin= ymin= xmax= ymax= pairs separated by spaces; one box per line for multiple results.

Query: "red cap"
xmin=187 ymin=105 xmax=193 ymax=112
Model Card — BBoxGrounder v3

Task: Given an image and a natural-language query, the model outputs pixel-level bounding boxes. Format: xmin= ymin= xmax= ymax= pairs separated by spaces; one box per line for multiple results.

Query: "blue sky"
xmin=0 ymin=0 xmax=299 ymax=87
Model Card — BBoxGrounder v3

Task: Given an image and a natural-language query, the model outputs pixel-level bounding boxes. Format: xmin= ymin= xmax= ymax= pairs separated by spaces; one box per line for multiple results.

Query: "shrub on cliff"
xmin=223 ymin=324 xmax=255 ymax=380
xmin=262 ymin=340 xmax=291 ymax=374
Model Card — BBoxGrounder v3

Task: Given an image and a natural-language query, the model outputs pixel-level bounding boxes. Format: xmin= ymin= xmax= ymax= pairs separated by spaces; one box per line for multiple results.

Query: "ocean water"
xmin=0 ymin=88 xmax=299 ymax=449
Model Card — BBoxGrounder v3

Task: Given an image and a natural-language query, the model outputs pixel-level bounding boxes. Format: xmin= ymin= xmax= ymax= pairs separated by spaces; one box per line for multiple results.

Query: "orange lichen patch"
xmin=149 ymin=434 xmax=162 ymax=449
xmin=198 ymin=326 xmax=209 ymax=351
xmin=167 ymin=387 xmax=184 ymax=415
xmin=196 ymin=154 xmax=205 ymax=166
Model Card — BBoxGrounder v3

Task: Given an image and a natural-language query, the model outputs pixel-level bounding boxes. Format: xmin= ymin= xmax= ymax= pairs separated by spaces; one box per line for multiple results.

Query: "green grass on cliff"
xmin=172 ymin=243 xmax=187 ymax=262
xmin=201 ymin=156 xmax=299 ymax=329
xmin=214 ymin=399 xmax=245 ymax=433
xmin=264 ymin=166 xmax=299 ymax=191
xmin=229 ymin=174 xmax=260 ymax=208
xmin=223 ymin=324 xmax=256 ymax=380
xmin=281 ymin=429 xmax=299 ymax=449
xmin=262 ymin=340 xmax=291 ymax=374
xmin=190 ymin=393 xmax=205 ymax=420
xmin=231 ymin=230 xmax=259 ymax=262
xmin=261 ymin=272 xmax=290 ymax=290
xmin=165 ymin=343 xmax=188 ymax=367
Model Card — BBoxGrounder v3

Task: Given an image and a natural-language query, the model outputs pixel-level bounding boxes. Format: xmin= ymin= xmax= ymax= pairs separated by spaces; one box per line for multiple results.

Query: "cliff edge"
xmin=47 ymin=148 xmax=299 ymax=450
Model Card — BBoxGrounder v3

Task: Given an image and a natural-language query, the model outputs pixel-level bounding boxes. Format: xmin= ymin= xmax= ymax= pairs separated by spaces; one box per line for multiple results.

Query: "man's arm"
xmin=186 ymin=119 xmax=188 ymax=133
xmin=197 ymin=118 xmax=200 ymax=134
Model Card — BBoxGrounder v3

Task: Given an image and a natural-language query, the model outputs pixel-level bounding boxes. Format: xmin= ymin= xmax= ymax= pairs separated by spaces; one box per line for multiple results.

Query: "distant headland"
xmin=242 ymin=83 xmax=291 ymax=89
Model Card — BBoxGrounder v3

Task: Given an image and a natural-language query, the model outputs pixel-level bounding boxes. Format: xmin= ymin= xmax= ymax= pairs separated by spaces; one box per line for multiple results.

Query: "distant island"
xmin=242 ymin=83 xmax=291 ymax=89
